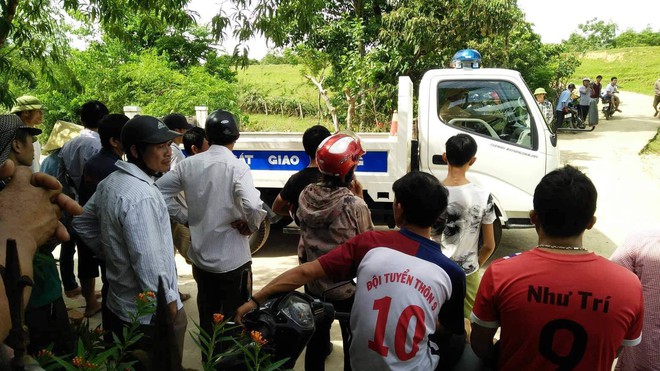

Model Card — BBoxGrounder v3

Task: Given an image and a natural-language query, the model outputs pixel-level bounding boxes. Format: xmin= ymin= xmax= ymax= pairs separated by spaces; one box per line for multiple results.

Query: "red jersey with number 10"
xmin=318 ymin=229 xmax=466 ymax=370
xmin=471 ymin=248 xmax=644 ymax=371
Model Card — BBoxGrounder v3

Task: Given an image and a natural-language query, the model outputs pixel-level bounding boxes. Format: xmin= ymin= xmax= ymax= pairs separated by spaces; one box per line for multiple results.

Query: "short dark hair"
xmin=533 ymin=165 xmax=597 ymax=238
xmin=183 ymin=127 xmax=206 ymax=154
xmin=98 ymin=114 xmax=129 ymax=150
xmin=611 ymin=77 xmax=617 ymax=81
xmin=596 ymin=75 xmax=602 ymax=79
xmin=13 ymin=128 xmax=32 ymax=144
xmin=445 ymin=134 xmax=477 ymax=166
xmin=80 ymin=100 xmax=109 ymax=129
xmin=392 ymin=171 xmax=448 ymax=228
xmin=303 ymin=125 xmax=331 ymax=159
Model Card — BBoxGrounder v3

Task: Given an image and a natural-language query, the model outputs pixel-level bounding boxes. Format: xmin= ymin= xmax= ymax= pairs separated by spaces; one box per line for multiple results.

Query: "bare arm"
xmin=470 ymin=322 xmax=499 ymax=362
xmin=235 ymin=260 xmax=327 ymax=324
xmin=271 ymin=194 xmax=291 ymax=216
xmin=478 ymin=223 xmax=496 ymax=266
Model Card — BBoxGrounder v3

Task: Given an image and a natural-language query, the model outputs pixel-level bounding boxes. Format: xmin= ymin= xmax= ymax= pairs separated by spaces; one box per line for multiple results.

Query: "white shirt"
xmin=73 ymin=161 xmax=182 ymax=324
xmin=30 ymin=141 xmax=41 ymax=172
xmin=604 ymin=83 xmax=618 ymax=96
xmin=59 ymin=128 xmax=101 ymax=191
xmin=439 ymin=183 xmax=496 ymax=275
xmin=170 ymin=143 xmax=186 ymax=170
xmin=156 ymin=145 xmax=266 ymax=273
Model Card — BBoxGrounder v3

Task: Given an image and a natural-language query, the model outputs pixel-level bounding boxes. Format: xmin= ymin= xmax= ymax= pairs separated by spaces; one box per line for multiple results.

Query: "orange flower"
xmin=146 ymin=291 xmax=155 ymax=298
xmin=213 ymin=313 xmax=225 ymax=325
xmin=250 ymin=330 xmax=268 ymax=345
xmin=37 ymin=349 xmax=53 ymax=357
xmin=84 ymin=361 xmax=98 ymax=369
xmin=72 ymin=356 xmax=83 ymax=367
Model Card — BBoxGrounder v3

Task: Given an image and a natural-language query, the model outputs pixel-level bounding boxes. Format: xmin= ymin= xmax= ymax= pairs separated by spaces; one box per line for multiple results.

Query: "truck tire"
xmin=249 ymin=218 xmax=271 ymax=255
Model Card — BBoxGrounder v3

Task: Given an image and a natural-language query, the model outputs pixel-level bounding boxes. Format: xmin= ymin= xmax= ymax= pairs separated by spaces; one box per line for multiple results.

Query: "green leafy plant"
xmin=190 ymin=312 xmax=289 ymax=371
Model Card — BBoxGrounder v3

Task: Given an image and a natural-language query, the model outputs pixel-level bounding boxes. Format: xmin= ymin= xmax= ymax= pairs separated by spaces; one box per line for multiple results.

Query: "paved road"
xmin=68 ymin=92 xmax=659 ymax=370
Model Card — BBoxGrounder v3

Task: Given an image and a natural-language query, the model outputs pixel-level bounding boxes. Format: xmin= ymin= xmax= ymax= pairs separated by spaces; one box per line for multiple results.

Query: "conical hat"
xmin=42 ymin=120 xmax=83 ymax=152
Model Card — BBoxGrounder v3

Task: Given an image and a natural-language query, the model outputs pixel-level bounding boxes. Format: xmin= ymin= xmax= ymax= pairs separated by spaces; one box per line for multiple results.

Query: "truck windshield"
xmin=437 ymin=80 xmax=536 ymax=150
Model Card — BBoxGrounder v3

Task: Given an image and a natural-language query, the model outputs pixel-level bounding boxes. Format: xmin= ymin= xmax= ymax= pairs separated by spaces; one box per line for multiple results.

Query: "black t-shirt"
xmin=279 ymin=167 xmax=322 ymax=210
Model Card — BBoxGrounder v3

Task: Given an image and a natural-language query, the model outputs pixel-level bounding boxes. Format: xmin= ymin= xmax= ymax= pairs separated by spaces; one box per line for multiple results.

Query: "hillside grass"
xmin=641 ymin=128 xmax=660 ymax=155
xmin=236 ymin=64 xmax=320 ymax=104
xmin=244 ymin=113 xmax=332 ymax=132
xmin=571 ymin=46 xmax=660 ymax=96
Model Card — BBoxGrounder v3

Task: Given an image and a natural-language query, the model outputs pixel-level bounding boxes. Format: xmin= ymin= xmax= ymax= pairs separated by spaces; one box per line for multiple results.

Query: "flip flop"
xmin=65 ymin=287 xmax=82 ymax=298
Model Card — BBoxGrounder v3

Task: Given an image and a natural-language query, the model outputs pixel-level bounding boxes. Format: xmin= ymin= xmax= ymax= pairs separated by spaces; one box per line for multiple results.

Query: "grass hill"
xmin=571 ymin=46 xmax=660 ymax=95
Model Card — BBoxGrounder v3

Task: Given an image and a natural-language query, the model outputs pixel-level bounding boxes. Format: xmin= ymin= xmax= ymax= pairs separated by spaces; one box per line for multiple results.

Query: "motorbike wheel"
xmin=249 ymin=218 xmax=271 ymax=255
xmin=576 ymin=116 xmax=586 ymax=129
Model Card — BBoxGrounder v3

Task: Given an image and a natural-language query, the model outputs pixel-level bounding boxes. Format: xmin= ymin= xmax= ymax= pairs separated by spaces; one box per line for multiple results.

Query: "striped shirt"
xmin=73 ymin=161 xmax=182 ymax=324
xmin=611 ymin=229 xmax=660 ymax=371
xmin=59 ymin=128 xmax=101 ymax=191
xmin=156 ymin=145 xmax=266 ymax=273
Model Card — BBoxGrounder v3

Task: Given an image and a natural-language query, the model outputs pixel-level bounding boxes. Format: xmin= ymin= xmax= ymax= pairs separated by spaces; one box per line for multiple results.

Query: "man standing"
xmin=578 ymin=77 xmax=593 ymax=122
xmin=162 ymin=113 xmax=192 ymax=169
xmin=73 ymin=116 xmax=186 ymax=362
xmin=58 ymin=100 xmax=109 ymax=308
xmin=470 ymin=166 xmax=644 ymax=371
xmin=653 ymin=77 xmax=660 ymax=117
xmin=157 ymin=110 xmax=266 ymax=348
xmin=555 ymin=83 xmax=575 ymax=129
xmin=1 ymin=115 xmax=42 ymax=168
xmin=10 ymin=95 xmax=44 ymax=172
xmin=591 ymin=75 xmax=603 ymax=100
xmin=236 ymin=172 xmax=466 ymax=370
xmin=271 ymin=125 xmax=331 ymax=225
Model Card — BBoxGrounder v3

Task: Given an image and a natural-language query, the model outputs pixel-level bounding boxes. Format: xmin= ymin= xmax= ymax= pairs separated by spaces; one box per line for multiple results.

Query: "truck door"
xmin=424 ymin=78 xmax=548 ymax=222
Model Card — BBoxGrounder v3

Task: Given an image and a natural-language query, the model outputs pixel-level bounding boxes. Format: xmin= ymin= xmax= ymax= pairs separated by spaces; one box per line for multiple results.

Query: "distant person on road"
xmin=578 ymin=77 xmax=593 ymax=121
xmin=296 ymin=132 xmax=373 ymax=371
xmin=555 ymin=83 xmax=575 ymax=129
xmin=611 ymin=229 xmax=660 ymax=371
xmin=157 ymin=110 xmax=266 ymax=360
xmin=434 ymin=134 xmax=495 ymax=318
xmin=653 ymin=77 xmax=660 ymax=117
xmin=271 ymin=125 xmax=331 ymax=228
xmin=604 ymin=77 xmax=622 ymax=112
xmin=236 ymin=171 xmax=466 ymax=371
xmin=470 ymin=166 xmax=644 ymax=371
xmin=534 ymin=88 xmax=554 ymax=123
xmin=591 ymin=75 xmax=603 ymax=100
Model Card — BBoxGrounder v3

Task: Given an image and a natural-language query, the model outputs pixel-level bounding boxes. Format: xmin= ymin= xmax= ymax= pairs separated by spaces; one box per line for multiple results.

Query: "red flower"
xmin=72 ymin=356 xmax=83 ymax=367
xmin=213 ymin=313 xmax=225 ymax=325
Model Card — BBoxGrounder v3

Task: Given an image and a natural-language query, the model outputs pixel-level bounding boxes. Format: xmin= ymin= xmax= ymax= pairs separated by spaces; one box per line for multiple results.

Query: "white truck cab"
xmin=233 ymin=64 xmax=559 ymax=251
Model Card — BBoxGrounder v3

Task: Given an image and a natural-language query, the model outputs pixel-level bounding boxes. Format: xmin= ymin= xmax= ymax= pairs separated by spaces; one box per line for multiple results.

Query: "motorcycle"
xmin=601 ymin=94 xmax=617 ymax=120
xmin=555 ymin=102 xmax=595 ymax=133
xmin=216 ymin=291 xmax=335 ymax=370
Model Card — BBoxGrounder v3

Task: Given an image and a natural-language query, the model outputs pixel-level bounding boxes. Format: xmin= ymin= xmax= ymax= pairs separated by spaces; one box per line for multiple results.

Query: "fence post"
xmin=3 ymin=239 xmax=31 ymax=370
xmin=123 ymin=106 xmax=141 ymax=119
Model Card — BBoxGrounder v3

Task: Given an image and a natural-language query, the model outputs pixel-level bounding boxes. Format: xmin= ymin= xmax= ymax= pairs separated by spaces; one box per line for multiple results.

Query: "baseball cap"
xmin=162 ymin=113 xmax=193 ymax=131
xmin=10 ymin=95 xmax=45 ymax=114
xmin=121 ymin=115 xmax=182 ymax=151
xmin=0 ymin=114 xmax=43 ymax=165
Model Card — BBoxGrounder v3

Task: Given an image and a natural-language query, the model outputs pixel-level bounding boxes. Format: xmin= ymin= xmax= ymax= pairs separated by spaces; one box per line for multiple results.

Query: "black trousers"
xmin=192 ymin=262 xmax=251 ymax=358
xmin=304 ymin=294 xmax=354 ymax=371
xmin=25 ymin=297 xmax=75 ymax=355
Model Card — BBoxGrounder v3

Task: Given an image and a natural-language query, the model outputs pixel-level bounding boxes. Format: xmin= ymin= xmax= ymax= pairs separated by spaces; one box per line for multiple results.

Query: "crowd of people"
xmin=0 ymin=94 xmax=658 ymax=371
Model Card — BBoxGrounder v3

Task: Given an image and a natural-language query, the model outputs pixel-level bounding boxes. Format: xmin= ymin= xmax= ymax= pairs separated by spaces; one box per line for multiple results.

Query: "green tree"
xmin=564 ymin=18 xmax=618 ymax=51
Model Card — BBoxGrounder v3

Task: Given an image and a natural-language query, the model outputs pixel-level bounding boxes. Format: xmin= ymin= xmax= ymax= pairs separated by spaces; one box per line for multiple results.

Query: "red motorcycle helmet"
xmin=316 ymin=132 xmax=366 ymax=179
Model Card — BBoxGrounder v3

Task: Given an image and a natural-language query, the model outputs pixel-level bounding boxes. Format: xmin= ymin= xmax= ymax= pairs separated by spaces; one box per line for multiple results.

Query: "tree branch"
xmin=0 ymin=0 xmax=20 ymax=48
xmin=305 ymin=74 xmax=338 ymax=132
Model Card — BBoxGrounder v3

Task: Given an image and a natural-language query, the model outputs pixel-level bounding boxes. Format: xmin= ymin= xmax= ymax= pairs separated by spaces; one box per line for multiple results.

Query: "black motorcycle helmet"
xmin=206 ymin=110 xmax=240 ymax=145
xmin=121 ymin=115 xmax=182 ymax=162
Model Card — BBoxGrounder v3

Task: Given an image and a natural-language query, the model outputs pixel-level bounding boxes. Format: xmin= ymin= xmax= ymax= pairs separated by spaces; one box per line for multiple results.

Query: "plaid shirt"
xmin=537 ymin=100 xmax=554 ymax=123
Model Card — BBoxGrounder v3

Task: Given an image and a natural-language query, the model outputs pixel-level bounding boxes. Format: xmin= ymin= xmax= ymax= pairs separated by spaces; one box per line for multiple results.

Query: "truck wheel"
xmin=249 ymin=218 xmax=271 ymax=255
xmin=493 ymin=218 xmax=503 ymax=249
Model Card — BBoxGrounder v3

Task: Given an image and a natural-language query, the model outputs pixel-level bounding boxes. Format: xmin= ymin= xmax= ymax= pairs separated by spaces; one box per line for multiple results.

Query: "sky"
xmin=187 ymin=0 xmax=660 ymax=60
